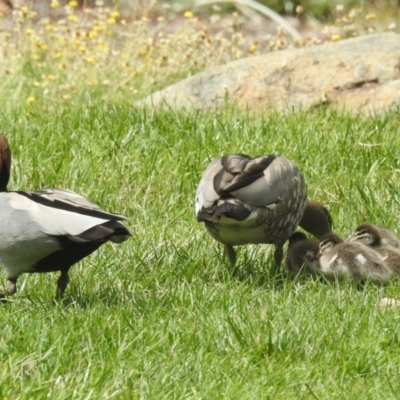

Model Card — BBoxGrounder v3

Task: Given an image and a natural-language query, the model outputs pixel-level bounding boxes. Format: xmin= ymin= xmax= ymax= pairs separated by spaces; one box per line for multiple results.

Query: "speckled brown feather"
xmin=195 ymin=154 xmax=308 ymax=267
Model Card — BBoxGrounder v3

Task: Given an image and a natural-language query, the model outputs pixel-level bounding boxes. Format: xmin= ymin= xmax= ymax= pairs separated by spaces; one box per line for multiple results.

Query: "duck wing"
xmin=17 ymin=188 xmax=127 ymax=221
xmin=217 ymin=155 xmax=290 ymax=207
xmin=196 ymin=154 xmax=301 ymax=223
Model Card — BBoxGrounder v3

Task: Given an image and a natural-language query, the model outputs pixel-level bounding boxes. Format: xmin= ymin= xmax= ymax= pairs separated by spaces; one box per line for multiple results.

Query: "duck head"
xmin=0 ymin=134 xmax=11 ymax=192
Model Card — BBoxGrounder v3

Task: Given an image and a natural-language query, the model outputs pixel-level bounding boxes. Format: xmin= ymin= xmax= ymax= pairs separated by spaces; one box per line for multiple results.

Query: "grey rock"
xmin=142 ymin=33 xmax=400 ymax=113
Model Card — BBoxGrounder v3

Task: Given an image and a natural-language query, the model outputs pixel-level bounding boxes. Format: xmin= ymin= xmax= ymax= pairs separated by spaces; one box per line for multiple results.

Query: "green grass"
xmin=1 ymin=103 xmax=400 ymax=398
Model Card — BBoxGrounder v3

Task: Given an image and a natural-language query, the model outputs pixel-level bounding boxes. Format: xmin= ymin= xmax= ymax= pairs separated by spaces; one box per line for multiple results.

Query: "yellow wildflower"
xmin=97 ymin=42 xmax=108 ymax=51
xmin=106 ymin=17 xmax=116 ymax=24
xmin=331 ymin=34 xmax=341 ymax=41
xmin=50 ymin=1 xmax=59 ymax=8
xmin=249 ymin=43 xmax=257 ymax=53
xmin=69 ymin=1 xmax=78 ymax=7
xmin=110 ymin=11 xmax=120 ymax=18
xmin=68 ymin=14 xmax=78 ymax=22
xmin=93 ymin=24 xmax=106 ymax=31
xmin=184 ymin=11 xmax=194 ymax=18
xmin=26 ymin=28 xmax=34 ymax=35
xmin=27 ymin=96 xmax=35 ymax=104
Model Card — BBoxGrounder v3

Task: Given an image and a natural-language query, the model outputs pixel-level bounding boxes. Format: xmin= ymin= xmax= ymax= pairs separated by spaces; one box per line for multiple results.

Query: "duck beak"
xmin=316 ymin=252 xmax=322 ymax=259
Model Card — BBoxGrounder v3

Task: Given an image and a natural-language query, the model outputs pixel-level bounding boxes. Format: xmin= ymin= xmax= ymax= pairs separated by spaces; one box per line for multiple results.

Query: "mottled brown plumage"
xmin=195 ymin=154 xmax=331 ymax=269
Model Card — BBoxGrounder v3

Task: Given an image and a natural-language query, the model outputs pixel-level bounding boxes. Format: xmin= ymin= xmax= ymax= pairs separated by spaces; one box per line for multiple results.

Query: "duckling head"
xmin=288 ymin=231 xmax=308 ymax=246
xmin=351 ymin=223 xmax=381 ymax=246
xmin=286 ymin=232 xmax=320 ymax=274
xmin=299 ymin=200 xmax=332 ymax=239
xmin=317 ymin=233 xmax=344 ymax=258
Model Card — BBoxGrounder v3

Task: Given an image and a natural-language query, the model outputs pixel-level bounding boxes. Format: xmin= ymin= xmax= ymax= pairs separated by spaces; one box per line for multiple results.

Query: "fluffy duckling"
xmin=317 ymin=233 xmax=392 ymax=283
xmin=285 ymin=232 xmax=320 ymax=275
xmin=351 ymin=223 xmax=400 ymax=273
xmin=0 ymin=134 xmax=131 ymax=300
xmin=195 ymin=153 xmax=331 ymax=268
xmin=353 ymin=223 xmax=400 ymax=249
xmin=299 ymin=200 xmax=332 ymax=239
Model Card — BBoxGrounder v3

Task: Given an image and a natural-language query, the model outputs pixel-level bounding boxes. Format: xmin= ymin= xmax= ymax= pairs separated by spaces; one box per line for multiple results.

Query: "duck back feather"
xmin=195 ymin=153 xmax=308 ymax=267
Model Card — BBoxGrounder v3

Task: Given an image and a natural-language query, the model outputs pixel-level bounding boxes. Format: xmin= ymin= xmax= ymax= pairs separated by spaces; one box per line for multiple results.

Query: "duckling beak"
xmin=316 ymin=252 xmax=322 ymax=259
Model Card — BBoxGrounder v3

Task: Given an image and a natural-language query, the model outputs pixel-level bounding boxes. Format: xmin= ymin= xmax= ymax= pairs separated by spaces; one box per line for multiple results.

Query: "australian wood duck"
xmin=317 ymin=233 xmax=392 ymax=283
xmin=195 ymin=153 xmax=331 ymax=268
xmin=0 ymin=134 xmax=131 ymax=300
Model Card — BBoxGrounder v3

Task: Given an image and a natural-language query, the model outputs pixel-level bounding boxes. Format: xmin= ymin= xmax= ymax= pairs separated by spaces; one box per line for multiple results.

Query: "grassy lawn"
xmin=0 ymin=3 xmax=400 ymax=399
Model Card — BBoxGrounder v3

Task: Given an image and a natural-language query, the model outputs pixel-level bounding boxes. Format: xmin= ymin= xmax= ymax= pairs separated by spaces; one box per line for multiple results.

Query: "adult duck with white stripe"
xmin=0 ymin=134 xmax=131 ymax=300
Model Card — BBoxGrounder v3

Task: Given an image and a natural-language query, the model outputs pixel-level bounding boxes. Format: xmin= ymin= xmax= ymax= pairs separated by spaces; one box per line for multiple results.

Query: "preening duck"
xmin=0 ymin=134 xmax=131 ymax=300
xmin=195 ymin=153 xmax=331 ymax=268
xmin=317 ymin=233 xmax=392 ymax=283
xmin=286 ymin=232 xmax=320 ymax=275
xmin=351 ymin=223 xmax=400 ymax=273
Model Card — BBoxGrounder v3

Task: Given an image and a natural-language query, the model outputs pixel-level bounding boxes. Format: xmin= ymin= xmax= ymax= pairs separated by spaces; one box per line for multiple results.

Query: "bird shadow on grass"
xmin=57 ymin=287 xmax=142 ymax=309
xmin=0 ymin=287 xmax=140 ymax=310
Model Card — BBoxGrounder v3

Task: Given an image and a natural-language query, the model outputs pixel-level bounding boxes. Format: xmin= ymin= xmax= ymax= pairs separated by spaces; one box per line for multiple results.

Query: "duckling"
xmin=299 ymin=200 xmax=332 ymax=239
xmin=195 ymin=153 xmax=331 ymax=269
xmin=353 ymin=223 xmax=400 ymax=249
xmin=351 ymin=223 xmax=400 ymax=273
xmin=285 ymin=232 xmax=320 ymax=275
xmin=377 ymin=226 xmax=400 ymax=248
xmin=0 ymin=134 xmax=131 ymax=300
xmin=317 ymin=233 xmax=392 ymax=283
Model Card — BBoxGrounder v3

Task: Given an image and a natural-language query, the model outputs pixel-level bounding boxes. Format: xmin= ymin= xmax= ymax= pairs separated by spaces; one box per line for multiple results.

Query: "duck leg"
xmin=56 ymin=270 xmax=70 ymax=300
xmin=270 ymin=244 xmax=285 ymax=275
xmin=273 ymin=244 xmax=284 ymax=266
xmin=224 ymin=244 xmax=237 ymax=267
